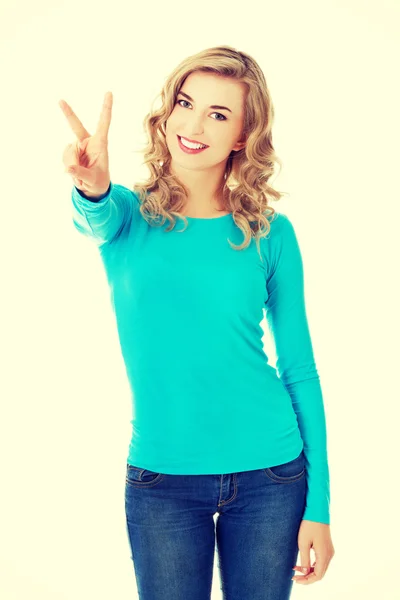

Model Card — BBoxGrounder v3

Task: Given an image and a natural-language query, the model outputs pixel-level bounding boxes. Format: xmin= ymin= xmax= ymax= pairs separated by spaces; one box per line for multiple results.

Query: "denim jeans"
xmin=124 ymin=448 xmax=306 ymax=600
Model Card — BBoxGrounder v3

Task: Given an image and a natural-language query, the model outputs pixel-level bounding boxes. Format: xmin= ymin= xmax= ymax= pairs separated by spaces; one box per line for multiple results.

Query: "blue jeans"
xmin=124 ymin=448 xmax=306 ymax=600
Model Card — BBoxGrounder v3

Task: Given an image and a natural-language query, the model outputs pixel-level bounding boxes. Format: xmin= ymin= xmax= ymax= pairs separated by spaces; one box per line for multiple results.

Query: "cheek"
xmin=166 ymin=120 xmax=179 ymax=143
xmin=166 ymin=111 xmax=179 ymax=129
xmin=166 ymin=125 xmax=177 ymax=147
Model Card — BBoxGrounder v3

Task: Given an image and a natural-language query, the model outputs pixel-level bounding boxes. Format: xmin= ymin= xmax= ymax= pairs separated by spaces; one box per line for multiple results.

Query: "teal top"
xmin=71 ymin=182 xmax=330 ymax=525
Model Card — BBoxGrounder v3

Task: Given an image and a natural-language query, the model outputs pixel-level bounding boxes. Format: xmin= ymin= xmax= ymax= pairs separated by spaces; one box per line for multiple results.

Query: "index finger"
xmin=95 ymin=91 xmax=113 ymax=140
xmin=59 ymin=98 xmax=90 ymax=141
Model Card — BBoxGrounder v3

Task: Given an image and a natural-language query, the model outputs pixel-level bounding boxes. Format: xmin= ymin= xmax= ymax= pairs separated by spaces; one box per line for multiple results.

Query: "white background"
xmin=1 ymin=0 xmax=399 ymax=598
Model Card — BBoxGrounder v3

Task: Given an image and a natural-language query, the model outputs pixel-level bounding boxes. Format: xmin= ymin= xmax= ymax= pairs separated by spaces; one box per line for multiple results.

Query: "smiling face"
xmin=165 ymin=71 xmax=248 ymax=173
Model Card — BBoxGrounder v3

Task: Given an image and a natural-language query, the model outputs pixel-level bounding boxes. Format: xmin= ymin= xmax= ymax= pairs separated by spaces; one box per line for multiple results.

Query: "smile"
xmin=177 ymin=135 xmax=209 ymax=154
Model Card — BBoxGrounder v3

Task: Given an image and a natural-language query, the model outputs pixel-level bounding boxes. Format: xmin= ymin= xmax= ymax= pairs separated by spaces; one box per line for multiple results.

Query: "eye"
xmin=176 ymin=99 xmax=227 ymax=121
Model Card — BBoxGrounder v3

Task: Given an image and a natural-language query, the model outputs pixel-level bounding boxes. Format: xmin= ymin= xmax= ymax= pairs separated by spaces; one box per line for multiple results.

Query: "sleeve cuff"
xmin=74 ymin=182 xmax=112 ymax=203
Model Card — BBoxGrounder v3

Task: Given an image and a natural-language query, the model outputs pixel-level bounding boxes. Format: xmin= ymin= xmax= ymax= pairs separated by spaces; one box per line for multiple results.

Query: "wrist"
xmin=76 ymin=182 xmax=111 ymax=201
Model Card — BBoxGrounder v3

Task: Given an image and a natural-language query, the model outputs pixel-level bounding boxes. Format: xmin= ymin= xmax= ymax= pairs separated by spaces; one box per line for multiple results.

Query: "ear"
xmin=232 ymin=134 xmax=247 ymax=152
xmin=232 ymin=142 xmax=246 ymax=152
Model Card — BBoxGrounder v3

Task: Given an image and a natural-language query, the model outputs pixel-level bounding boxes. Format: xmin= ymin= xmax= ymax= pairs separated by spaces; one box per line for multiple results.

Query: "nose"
xmin=186 ymin=116 xmax=205 ymax=137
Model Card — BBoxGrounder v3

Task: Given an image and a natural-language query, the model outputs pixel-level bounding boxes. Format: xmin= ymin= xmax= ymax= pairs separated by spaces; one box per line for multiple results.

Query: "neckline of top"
xmin=182 ymin=212 xmax=233 ymax=221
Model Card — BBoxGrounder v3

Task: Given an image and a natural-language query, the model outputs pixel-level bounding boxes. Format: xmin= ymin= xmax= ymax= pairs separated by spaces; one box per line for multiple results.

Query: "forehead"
xmin=179 ymin=72 xmax=246 ymax=112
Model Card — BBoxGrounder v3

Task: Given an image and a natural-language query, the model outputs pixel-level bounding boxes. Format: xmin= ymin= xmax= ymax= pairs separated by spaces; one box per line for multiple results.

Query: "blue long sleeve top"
xmin=71 ymin=181 xmax=330 ymax=525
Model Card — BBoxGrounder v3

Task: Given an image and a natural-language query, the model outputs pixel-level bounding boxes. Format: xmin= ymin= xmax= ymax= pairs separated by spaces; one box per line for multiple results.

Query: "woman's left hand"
xmin=292 ymin=520 xmax=335 ymax=585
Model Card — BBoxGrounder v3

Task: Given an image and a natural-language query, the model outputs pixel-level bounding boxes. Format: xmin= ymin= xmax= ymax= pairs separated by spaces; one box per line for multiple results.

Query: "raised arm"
xmin=59 ymin=92 xmax=134 ymax=246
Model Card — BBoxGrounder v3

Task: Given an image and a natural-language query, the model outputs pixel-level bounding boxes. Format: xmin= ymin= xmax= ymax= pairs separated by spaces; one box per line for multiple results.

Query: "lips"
xmin=178 ymin=135 xmax=209 ymax=148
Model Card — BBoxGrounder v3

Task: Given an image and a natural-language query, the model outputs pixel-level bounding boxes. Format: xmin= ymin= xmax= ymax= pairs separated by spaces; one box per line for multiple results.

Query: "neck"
xmin=169 ymin=159 xmax=228 ymax=213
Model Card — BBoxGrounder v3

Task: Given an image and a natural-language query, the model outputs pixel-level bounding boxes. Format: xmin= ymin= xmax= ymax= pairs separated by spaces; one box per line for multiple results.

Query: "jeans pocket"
xmin=263 ymin=449 xmax=305 ymax=483
xmin=126 ymin=463 xmax=165 ymax=487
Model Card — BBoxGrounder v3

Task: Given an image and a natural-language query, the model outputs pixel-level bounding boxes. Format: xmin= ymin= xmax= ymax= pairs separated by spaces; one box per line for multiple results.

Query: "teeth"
xmin=180 ymin=137 xmax=206 ymax=149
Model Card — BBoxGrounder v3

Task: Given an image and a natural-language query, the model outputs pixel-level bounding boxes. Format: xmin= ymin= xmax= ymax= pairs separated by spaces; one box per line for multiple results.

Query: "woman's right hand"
xmin=59 ymin=91 xmax=113 ymax=197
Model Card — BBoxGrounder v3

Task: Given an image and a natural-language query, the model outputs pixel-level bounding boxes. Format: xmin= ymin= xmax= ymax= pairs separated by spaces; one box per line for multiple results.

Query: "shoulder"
xmin=263 ymin=211 xmax=297 ymax=247
xmin=260 ymin=211 xmax=302 ymax=274
xmin=267 ymin=211 xmax=295 ymax=233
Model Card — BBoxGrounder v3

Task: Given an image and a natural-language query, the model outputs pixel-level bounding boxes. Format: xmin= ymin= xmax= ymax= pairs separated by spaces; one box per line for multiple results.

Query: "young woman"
xmin=60 ymin=45 xmax=334 ymax=599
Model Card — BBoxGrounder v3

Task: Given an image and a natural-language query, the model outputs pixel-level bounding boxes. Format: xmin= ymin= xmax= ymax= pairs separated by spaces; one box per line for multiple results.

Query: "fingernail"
xmin=68 ymin=167 xmax=76 ymax=174
xmin=302 ymin=567 xmax=308 ymax=573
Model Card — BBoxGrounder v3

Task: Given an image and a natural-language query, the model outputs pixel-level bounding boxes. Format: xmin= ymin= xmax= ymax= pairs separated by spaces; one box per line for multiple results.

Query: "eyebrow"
xmin=177 ymin=91 xmax=232 ymax=113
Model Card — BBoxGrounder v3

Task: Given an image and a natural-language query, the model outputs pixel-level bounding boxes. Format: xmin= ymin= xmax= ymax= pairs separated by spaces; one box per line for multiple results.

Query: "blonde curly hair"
xmin=132 ymin=45 xmax=288 ymax=260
